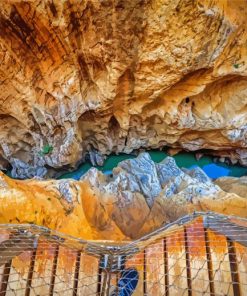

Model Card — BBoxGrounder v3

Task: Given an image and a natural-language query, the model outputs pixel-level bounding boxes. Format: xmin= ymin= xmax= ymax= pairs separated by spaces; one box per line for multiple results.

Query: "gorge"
xmin=0 ymin=2 xmax=247 ymax=294
xmin=0 ymin=152 xmax=247 ymax=241
xmin=0 ymin=0 xmax=246 ymax=242
xmin=0 ymin=0 xmax=246 ymax=180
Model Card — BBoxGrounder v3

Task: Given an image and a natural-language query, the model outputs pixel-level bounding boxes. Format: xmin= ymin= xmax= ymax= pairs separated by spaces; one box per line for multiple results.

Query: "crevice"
xmin=108 ymin=115 xmax=120 ymax=139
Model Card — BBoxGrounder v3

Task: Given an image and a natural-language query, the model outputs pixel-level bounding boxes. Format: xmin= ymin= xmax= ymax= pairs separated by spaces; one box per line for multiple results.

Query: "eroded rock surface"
xmin=82 ymin=153 xmax=247 ymax=237
xmin=0 ymin=0 xmax=246 ymax=177
xmin=0 ymin=153 xmax=246 ymax=240
xmin=215 ymin=176 xmax=247 ymax=198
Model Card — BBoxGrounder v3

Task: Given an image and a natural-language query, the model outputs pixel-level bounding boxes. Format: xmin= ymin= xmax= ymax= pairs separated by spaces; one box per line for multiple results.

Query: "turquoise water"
xmin=59 ymin=151 xmax=247 ymax=180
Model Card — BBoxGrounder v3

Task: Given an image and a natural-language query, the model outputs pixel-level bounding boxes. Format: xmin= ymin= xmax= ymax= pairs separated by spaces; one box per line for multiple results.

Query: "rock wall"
xmin=0 ymin=153 xmax=246 ymax=240
xmin=0 ymin=0 xmax=247 ymax=177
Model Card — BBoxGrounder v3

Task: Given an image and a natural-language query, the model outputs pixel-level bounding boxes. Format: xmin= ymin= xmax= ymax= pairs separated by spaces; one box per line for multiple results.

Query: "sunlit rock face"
xmin=0 ymin=153 xmax=246 ymax=240
xmin=0 ymin=0 xmax=247 ymax=177
xmin=215 ymin=176 xmax=247 ymax=198
xmin=82 ymin=153 xmax=247 ymax=238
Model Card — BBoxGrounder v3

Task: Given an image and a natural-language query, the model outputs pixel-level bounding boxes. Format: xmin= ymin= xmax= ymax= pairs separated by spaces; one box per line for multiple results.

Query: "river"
xmin=59 ymin=151 xmax=247 ymax=180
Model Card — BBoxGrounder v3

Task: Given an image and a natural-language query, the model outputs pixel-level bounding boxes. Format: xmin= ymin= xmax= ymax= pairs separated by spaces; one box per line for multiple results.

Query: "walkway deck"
xmin=0 ymin=212 xmax=246 ymax=295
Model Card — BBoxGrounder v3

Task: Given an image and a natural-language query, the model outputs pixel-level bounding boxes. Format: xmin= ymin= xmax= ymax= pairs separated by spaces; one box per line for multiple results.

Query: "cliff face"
xmin=0 ymin=0 xmax=247 ymax=177
xmin=0 ymin=153 xmax=246 ymax=240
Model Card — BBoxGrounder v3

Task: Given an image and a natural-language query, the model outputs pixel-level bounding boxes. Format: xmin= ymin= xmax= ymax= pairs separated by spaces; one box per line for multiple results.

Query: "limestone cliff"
xmin=0 ymin=0 xmax=246 ymax=177
xmin=0 ymin=153 xmax=246 ymax=240
xmin=215 ymin=175 xmax=247 ymax=197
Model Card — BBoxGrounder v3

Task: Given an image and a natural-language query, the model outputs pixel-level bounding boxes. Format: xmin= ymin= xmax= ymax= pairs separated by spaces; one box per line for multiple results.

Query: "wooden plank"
xmin=52 ymin=246 xmax=77 ymax=295
xmin=29 ymin=240 xmax=58 ymax=296
xmin=167 ymin=229 xmax=188 ymax=296
xmin=77 ymin=253 xmax=99 ymax=296
xmin=206 ymin=230 xmax=234 ymax=295
xmin=145 ymin=241 xmax=165 ymax=295
xmin=186 ymin=221 xmax=211 ymax=295
xmin=7 ymin=251 xmax=33 ymax=296
xmin=234 ymin=242 xmax=247 ymax=296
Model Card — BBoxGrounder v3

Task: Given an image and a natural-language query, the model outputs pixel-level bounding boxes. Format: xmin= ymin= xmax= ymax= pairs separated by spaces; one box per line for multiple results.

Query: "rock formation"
xmin=215 ymin=175 xmax=247 ymax=198
xmin=0 ymin=0 xmax=246 ymax=177
xmin=0 ymin=153 xmax=246 ymax=240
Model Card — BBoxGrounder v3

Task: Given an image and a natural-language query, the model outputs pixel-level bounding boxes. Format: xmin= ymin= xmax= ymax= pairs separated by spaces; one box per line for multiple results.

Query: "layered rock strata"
xmin=0 ymin=153 xmax=246 ymax=240
xmin=0 ymin=0 xmax=247 ymax=177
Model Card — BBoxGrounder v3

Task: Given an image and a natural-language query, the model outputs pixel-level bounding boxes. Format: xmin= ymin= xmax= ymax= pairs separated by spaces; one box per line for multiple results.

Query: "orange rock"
xmin=0 ymin=0 xmax=246 ymax=177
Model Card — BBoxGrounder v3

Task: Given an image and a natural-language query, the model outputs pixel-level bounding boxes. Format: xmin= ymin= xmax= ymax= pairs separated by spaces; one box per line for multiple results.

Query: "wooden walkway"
xmin=0 ymin=212 xmax=246 ymax=295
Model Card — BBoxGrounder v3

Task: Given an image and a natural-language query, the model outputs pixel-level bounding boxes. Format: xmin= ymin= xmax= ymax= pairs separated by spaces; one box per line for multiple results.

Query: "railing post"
xmin=73 ymin=251 xmax=81 ymax=296
xmin=97 ymin=258 xmax=103 ymax=296
xmin=143 ymin=249 xmax=147 ymax=296
xmin=163 ymin=238 xmax=169 ymax=296
xmin=0 ymin=260 xmax=12 ymax=296
xmin=227 ymin=238 xmax=241 ymax=296
xmin=204 ymin=227 xmax=215 ymax=296
xmin=49 ymin=244 xmax=59 ymax=296
xmin=184 ymin=226 xmax=192 ymax=296
xmin=25 ymin=247 xmax=37 ymax=296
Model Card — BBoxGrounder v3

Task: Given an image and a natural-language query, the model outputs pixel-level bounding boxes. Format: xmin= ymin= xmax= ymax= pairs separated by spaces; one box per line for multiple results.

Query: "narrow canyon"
xmin=0 ymin=0 xmax=246 ymax=241
xmin=0 ymin=1 xmax=247 ymax=295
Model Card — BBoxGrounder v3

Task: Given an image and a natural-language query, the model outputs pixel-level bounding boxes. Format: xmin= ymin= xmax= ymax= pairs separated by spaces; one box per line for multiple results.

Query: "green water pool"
xmin=59 ymin=151 xmax=247 ymax=180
